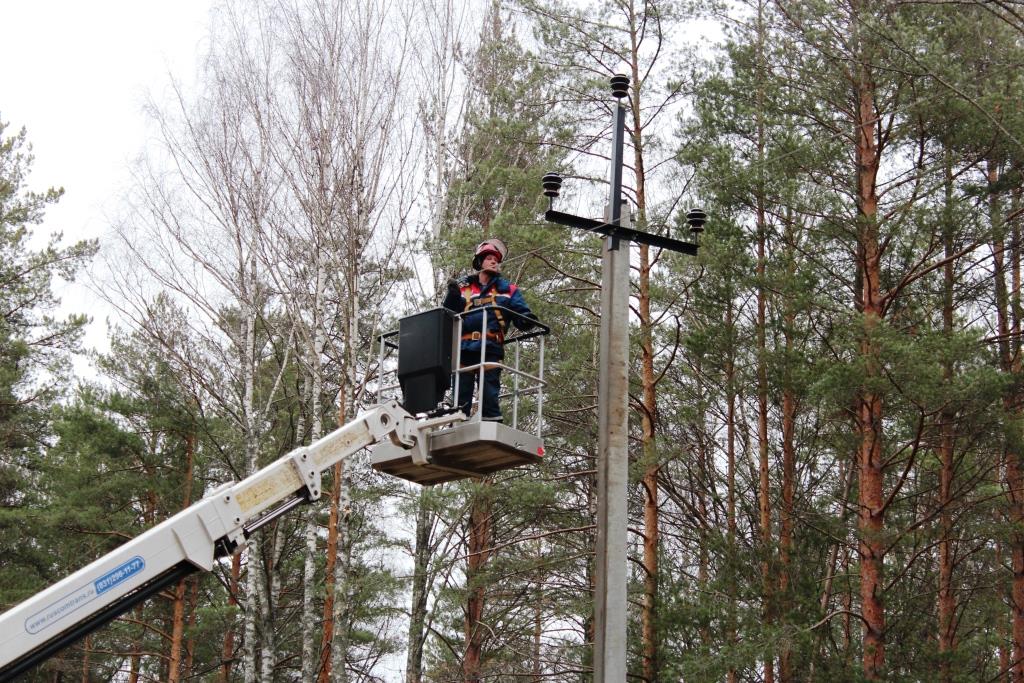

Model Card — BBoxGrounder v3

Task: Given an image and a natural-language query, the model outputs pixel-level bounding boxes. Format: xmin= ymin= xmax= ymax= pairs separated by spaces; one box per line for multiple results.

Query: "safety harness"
xmin=460 ymin=284 xmax=507 ymax=344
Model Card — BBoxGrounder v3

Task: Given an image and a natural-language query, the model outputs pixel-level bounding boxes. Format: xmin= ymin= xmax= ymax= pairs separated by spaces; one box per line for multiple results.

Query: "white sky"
xmin=1 ymin=0 xmax=216 ymax=353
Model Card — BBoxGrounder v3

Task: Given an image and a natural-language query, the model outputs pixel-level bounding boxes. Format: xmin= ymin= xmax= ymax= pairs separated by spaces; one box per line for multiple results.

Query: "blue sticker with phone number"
xmin=25 ymin=556 xmax=145 ymax=634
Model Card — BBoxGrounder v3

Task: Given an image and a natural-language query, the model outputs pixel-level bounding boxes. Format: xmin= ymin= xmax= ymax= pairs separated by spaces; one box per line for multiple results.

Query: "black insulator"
xmin=686 ymin=208 xmax=707 ymax=230
xmin=542 ymin=172 xmax=563 ymax=198
xmin=610 ymin=74 xmax=630 ymax=99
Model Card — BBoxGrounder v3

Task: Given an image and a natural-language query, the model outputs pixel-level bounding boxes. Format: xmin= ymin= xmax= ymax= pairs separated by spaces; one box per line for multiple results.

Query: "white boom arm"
xmin=0 ymin=401 xmax=443 ymax=681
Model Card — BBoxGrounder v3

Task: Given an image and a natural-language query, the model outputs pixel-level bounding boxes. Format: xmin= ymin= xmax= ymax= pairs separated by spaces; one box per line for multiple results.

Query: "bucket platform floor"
xmin=369 ymin=420 xmax=544 ymax=485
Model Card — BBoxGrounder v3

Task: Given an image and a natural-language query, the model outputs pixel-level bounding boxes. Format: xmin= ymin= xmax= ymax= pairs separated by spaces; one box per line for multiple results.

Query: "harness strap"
xmin=460 ymin=285 xmax=508 ymax=343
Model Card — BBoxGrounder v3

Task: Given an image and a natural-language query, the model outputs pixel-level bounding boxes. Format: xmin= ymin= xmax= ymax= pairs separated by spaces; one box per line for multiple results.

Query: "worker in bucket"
xmin=444 ymin=238 xmax=535 ymax=422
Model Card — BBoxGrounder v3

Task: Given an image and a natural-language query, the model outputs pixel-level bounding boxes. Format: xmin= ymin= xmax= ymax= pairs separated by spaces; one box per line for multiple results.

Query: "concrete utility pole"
xmin=542 ymin=74 xmax=704 ymax=682
xmin=594 ymin=91 xmax=630 ymax=681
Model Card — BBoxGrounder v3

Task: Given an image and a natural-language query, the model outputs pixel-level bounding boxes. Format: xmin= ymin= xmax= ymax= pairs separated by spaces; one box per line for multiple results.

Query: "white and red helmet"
xmin=472 ymin=238 xmax=508 ymax=270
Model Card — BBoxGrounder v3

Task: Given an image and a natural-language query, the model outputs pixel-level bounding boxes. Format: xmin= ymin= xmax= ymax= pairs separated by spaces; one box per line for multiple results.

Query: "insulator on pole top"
xmin=542 ymin=172 xmax=563 ymax=198
xmin=610 ymin=74 xmax=630 ymax=99
xmin=686 ymin=208 xmax=707 ymax=239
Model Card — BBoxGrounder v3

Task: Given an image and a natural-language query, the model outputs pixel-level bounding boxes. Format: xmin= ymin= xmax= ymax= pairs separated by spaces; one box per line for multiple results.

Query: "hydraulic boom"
xmin=0 ymin=401 xmax=448 ymax=681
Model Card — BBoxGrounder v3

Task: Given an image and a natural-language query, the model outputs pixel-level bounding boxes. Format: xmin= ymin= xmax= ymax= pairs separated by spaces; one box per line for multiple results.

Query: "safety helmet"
xmin=472 ymin=238 xmax=508 ymax=270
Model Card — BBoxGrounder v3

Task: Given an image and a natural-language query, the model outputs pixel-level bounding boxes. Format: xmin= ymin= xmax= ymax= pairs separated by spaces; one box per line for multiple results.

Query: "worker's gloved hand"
xmin=448 ymin=275 xmax=469 ymax=290
xmin=517 ymin=313 xmax=538 ymax=331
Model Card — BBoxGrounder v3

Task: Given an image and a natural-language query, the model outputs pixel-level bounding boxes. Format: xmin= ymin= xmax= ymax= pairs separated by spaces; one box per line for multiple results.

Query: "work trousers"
xmin=456 ymin=347 xmax=503 ymax=420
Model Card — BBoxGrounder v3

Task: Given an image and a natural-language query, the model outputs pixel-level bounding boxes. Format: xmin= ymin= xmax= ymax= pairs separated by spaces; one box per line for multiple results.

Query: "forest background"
xmin=2 ymin=0 xmax=1024 ymax=681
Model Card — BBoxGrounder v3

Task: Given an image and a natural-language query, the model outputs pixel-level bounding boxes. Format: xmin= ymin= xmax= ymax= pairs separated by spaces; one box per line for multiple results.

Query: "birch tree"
xmin=103 ymin=3 xmax=292 ymax=676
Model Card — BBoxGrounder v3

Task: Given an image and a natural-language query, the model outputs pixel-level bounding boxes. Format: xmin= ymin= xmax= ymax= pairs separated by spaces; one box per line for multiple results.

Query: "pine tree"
xmin=0 ymin=117 xmax=96 ymax=612
xmin=420 ymin=3 xmax=586 ymax=679
xmin=36 ymin=305 xmax=207 ymax=679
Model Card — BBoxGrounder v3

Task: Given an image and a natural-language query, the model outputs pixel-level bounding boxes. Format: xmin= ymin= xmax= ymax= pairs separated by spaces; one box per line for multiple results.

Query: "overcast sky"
xmin=1 ymin=1 xmax=215 ymax=352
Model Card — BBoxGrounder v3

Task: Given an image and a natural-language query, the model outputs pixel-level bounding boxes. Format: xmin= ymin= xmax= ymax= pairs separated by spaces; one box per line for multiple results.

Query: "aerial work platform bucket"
xmin=371 ymin=419 xmax=544 ymax=485
xmin=370 ymin=306 xmax=549 ymax=485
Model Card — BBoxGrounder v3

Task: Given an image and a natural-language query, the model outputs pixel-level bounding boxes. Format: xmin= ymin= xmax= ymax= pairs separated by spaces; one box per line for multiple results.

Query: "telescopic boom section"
xmin=0 ymin=401 xmax=428 ymax=681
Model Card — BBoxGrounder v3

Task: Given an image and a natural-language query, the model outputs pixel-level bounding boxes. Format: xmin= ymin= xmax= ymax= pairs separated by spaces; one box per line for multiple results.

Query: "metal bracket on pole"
xmin=543 ymin=209 xmax=698 ymax=255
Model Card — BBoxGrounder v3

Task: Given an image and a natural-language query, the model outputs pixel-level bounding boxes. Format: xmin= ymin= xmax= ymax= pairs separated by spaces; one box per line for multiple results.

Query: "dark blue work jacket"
xmin=442 ymin=275 xmax=534 ymax=359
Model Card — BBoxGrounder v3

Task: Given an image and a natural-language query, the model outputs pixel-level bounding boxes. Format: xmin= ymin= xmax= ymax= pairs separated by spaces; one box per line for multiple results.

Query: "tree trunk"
xmin=753 ymin=3 xmax=774 ymax=679
xmin=329 ymin=292 xmax=360 ymax=683
xmin=222 ymin=553 xmax=242 ymax=681
xmin=185 ymin=577 xmax=199 ymax=676
xmin=778 ymin=216 xmax=799 ymax=683
xmin=463 ymin=487 xmax=492 ymax=683
xmin=129 ymin=605 xmax=143 ymax=683
xmin=168 ymin=578 xmax=188 ymax=683
xmin=726 ymin=302 xmax=738 ymax=683
xmin=778 ymin=347 xmax=796 ymax=683
xmin=1014 ymin=191 xmax=1024 ymax=683
xmin=241 ymin=501 xmax=266 ymax=682
xmin=585 ymin=443 xmax=599 ymax=679
xmin=630 ymin=45 xmax=660 ymax=680
xmin=80 ymin=634 xmax=90 ymax=683
xmin=854 ymin=54 xmax=886 ymax=681
xmin=321 ymin=360 xmax=352 ymax=683
xmin=303 ymin=304 xmax=326 ymax=683
xmin=243 ymin=305 xmax=262 ymax=683
xmin=843 ymin=548 xmax=853 ymax=664
xmin=1000 ymin=535 xmax=1012 ymax=680
xmin=855 ymin=189 xmax=886 ymax=683
xmin=638 ymin=239 xmax=655 ymax=683
xmin=638 ymin=238 xmax=659 ymax=683
xmin=262 ymin=528 xmax=281 ymax=683
xmin=991 ymin=159 xmax=1024 ymax=683
xmin=937 ymin=393 xmax=955 ymax=683
xmin=756 ymin=174 xmax=774 ymax=683
xmin=640 ymin=461 xmax=659 ymax=683
xmin=406 ymin=490 xmax=433 ymax=683
xmin=533 ymin=585 xmax=543 ymax=682
xmin=692 ymin=356 xmax=712 ymax=650
xmin=319 ymin=462 xmax=342 ymax=683
xmin=936 ymin=155 xmax=957 ymax=683
xmin=330 ymin=485 xmax=354 ymax=683
xmin=169 ymin=431 xmax=195 ymax=683
xmin=1012 ymin=189 xmax=1024 ymax=683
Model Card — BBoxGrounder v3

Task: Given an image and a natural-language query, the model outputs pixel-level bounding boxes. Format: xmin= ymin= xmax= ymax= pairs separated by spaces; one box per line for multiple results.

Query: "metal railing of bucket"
xmin=375 ymin=308 xmax=550 ymax=437
xmin=452 ymin=305 xmax=550 ymax=435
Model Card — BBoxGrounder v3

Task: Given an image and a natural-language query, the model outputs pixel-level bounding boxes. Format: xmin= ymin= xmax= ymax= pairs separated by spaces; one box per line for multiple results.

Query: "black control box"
xmin=397 ymin=308 xmax=455 ymax=414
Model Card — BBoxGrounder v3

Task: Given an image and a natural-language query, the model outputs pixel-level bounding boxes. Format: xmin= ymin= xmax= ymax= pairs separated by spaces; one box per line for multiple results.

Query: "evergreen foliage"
xmin=9 ymin=0 xmax=1024 ymax=680
xmin=0 ymin=116 xmax=95 ymax=615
